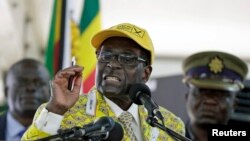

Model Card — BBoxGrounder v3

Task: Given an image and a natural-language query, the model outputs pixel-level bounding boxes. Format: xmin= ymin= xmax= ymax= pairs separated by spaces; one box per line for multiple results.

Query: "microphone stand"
xmin=146 ymin=115 xmax=192 ymax=141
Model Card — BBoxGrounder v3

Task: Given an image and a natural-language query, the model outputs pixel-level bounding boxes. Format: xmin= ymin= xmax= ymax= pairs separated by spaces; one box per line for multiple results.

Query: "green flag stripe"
xmin=79 ymin=0 xmax=99 ymax=33
xmin=45 ymin=0 xmax=57 ymax=78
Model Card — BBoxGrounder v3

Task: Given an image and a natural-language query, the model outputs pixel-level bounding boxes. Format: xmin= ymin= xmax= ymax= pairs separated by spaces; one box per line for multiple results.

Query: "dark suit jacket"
xmin=185 ymin=121 xmax=198 ymax=141
xmin=0 ymin=112 xmax=7 ymax=140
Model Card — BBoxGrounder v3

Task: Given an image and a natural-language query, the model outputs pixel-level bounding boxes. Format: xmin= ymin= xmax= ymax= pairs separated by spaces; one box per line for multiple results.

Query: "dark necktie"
xmin=17 ymin=128 xmax=26 ymax=139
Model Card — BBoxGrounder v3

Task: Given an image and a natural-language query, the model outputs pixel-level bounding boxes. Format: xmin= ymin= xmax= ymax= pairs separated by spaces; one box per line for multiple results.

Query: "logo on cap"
xmin=208 ymin=56 xmax=224 ymax=74
xmin=116 ymin=25 xmax=145 ymax=38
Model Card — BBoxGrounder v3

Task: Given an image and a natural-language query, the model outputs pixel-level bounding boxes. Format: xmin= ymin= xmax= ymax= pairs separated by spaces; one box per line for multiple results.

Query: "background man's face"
xmin=186 ymin=86 xmax=236 ymax=125
xmin=6 ymin=63 xmax=50 ymax=117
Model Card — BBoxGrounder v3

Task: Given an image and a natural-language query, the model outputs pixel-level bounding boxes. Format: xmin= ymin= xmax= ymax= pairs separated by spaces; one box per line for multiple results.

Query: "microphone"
xmin=37 ymin=117 xmax=124 ymax=141
xmin=86 ymin=122 xmax=124 ymax=141
xmin=74 ymin=116 xmax=115 ymax=137
xmin=105 ymin=122 xmax=124 ymax=141
xmin=129 ymin=84 xmax=192 ymax=141
xmin=129 ymin=83 xmax=163 ymax=120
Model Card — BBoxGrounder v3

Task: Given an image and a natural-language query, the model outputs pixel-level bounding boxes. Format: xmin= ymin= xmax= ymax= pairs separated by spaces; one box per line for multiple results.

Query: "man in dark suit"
xmin=0 ymin=58 xmax=50 ymax=140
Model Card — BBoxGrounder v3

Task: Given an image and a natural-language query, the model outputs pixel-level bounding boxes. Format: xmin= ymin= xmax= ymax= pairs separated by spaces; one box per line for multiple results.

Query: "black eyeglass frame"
xmin=96 ymin=51 xmax=147 ymax=66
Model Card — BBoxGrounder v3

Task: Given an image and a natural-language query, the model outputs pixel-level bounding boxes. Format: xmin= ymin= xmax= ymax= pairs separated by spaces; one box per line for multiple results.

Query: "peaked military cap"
xmin=182 ymin=51 xmax=248 ymax=91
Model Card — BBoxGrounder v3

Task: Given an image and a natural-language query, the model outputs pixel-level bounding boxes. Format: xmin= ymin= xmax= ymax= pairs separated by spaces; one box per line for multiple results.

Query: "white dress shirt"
xmin=6 ymin=112 xmax=26 ymax=141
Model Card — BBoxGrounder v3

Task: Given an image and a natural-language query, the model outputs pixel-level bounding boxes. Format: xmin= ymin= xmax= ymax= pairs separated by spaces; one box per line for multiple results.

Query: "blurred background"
xmin=0 ymin=0 xmax=250 ymax=122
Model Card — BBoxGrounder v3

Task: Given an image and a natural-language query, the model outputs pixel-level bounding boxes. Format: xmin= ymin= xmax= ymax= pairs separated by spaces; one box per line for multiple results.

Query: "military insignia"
xmin=208 ymin=56 xmax=224 ymax=74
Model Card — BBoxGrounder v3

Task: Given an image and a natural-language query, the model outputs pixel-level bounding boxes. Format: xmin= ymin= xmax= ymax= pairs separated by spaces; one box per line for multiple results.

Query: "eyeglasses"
xmin=15 ymin=78 xmax=47 ymax=87
xmin=97 ymin=51 xmax=147 ymax=66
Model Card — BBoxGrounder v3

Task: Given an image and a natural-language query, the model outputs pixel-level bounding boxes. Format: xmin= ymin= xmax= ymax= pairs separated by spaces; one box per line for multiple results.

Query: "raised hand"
xmin=46 ymin=66 xmax=83 ymax=115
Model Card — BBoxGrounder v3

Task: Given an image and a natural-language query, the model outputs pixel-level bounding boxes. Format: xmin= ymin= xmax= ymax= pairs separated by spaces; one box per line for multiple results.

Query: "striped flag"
xmin=45 ymin=0 xmax=100 ymax=94
xmin=45 ymin=0 xmax=71 ymax=77
xmin=72 ymin=0 xmax=101 ymax=93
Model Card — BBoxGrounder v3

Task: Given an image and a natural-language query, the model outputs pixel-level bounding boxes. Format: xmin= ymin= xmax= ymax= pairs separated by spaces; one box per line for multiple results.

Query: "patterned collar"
xmin=85 ymin=87 xmax=176 ymax=140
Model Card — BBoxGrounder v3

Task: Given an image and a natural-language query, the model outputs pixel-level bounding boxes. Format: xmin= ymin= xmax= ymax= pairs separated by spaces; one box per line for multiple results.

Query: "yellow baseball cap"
xmin=91 ymin=23 xmax=154 ymax=65
xmin=182 ymin=51 xmax=248 ymax=92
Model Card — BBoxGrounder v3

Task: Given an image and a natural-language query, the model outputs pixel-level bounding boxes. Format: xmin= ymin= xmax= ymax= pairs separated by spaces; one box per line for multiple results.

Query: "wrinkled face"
xmin=6 ymin=62 xmax=50 ymax=118
xmin=186 ymin=85 xmax=237 ymax=125
xmin=95 ymin=37 xmax=152 ymax=99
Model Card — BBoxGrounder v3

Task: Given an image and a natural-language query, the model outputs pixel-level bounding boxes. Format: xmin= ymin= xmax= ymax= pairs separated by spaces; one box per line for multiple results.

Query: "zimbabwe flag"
xmin=46 ymin=0 xmax=101 ymax=93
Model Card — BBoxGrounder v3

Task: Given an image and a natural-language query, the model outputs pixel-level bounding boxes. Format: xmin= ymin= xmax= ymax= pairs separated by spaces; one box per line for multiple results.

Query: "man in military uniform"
xmin=182 ymin=51 xmax=248 ymax=141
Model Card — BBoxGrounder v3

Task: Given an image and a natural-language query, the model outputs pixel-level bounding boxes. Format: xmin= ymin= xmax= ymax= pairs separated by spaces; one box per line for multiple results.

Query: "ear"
xmin=3 ymin=71 xmax=8 ymax=98
xmin=4 ymin=86 xmax=8 ymax=98
xmin=185 ymin=92 xmax=188 ymax=101
xmin=233 ymin=96 xmax=239 ymax=110
xmin=142 ymin=65 xmax=152 ymax=83
xmin=184 ymin=83 xmax=191 ymax=101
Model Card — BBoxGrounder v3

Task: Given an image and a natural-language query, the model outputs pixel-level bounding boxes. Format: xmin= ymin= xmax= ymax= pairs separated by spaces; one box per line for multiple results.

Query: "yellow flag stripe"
xmin=55 ymin=1 xmax=62 ymax=42
xmin=72 ymin=13 xmax=101 ymax=78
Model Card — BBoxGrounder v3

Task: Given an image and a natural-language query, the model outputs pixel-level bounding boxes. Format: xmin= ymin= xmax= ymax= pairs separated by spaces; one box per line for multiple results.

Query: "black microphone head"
xmin=105 ymin=122 xmax=124 ymax=141
xmin=84 ymin=116 xmax=115 ymax=134
xmin=94 ymin=116 xmax=115 ymax=131
xmin=129 ymin=83 xmax=151 ymax=105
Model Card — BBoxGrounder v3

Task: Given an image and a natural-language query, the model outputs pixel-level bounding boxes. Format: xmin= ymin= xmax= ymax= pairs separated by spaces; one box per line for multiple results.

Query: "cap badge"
xmin=208 ymin=56 xmax=224 ymax=74
xmin=131 ymin=26 xmax=145 ymax=38
xmin=116 ymin=25 xmax=145 ymax=38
